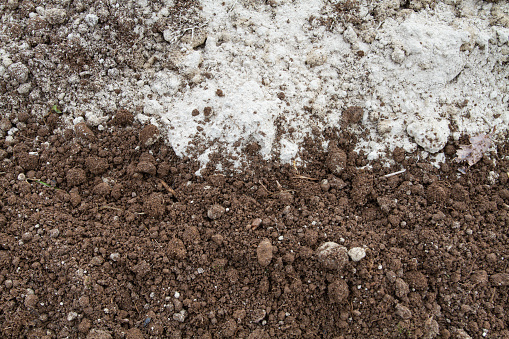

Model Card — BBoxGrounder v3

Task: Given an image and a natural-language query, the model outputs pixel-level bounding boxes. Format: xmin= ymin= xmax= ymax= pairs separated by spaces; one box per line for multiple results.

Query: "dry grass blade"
xmin=159 ymin=178 xmax=178 ymax=198
xmin=292 ymin=175 xmax=318 ymax=181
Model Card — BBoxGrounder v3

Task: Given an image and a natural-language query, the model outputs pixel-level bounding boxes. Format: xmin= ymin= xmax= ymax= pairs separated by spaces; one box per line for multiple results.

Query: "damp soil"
xmin=0 ymin=112 xmax=508 ymax=339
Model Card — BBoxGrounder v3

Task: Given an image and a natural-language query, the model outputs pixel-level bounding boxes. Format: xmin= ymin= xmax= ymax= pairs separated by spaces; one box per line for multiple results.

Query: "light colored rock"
xmin=348 ymin=247 xmax=366 ymax=262
xmin=8 ymin=62 xmax=29 ymax=83
xmin=45 ymin=8 xmax=68 ymax=25
xmin=85 ymin=13 xmax=98 ymax=27
xmin=407 ymin=118 xmax=450 ymax=153
xmin=207 ymin=204 xmax=225 ymax=220
xmin=316 ymin=242 xmax=348 ymax=270
xmin=395 ymin=303 xmax=412 ymax=319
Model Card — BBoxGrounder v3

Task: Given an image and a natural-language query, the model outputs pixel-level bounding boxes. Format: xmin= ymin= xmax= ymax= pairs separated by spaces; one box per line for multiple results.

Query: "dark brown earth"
xmin=0 ymin=111 xmax=509 ymax=339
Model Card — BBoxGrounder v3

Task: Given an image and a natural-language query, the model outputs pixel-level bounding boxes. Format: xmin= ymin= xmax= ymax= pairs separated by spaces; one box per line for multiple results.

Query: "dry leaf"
xmin=455 ymin=130 xmax=494 ymax=166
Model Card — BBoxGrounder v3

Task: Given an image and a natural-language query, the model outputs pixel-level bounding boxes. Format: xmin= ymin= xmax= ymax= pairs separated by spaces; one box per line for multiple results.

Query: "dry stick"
xmin=292 ymin=175 xmax=318 ymax=181
xmin=259 ymin=180 xmax=293 ymax=196
xmin=99 ymin=205 xmax=123 ymax=212
xmin=158 ymin=178 xmax=178 ymax=198
xmin=383 ymin=169 xmax=406 ymax=178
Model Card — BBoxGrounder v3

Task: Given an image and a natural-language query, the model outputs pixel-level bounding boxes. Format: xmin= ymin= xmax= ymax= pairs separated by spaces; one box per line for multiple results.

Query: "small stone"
xmin=45 ymin=8 xmax=68 ymax=25
xmin=109 ymin=253 xmax=120 ymax=261
xmin=320 ymin=179 xmax=330 ymax=191
xmin=93 ymin=182 xmax=111 ymax=197
xmin=74 ymin=122 xmax=96 ymax=140
xmin=84 ymin=13 xmax=98 ymax=27
xmin=316 ymin=242 xmax=348 ymax=270
xmin=424 ymin=317 xmax=440 ymax=339
xmin=67 ymin=311 xmax=78 ymax=321
xmin=395 ymin=303 xmax=412 ymax=319
xmin=470 ymin=270 xmax=488 ymax=285
xmin=0 ymin=118 xmax=12 ymax=131
xmin=211 ymin=234 xmax=224 ymax=245
xmin=173 ymin=310 xmax=187 ymax=322
xmin=85 ymin=156 xmax=109 ymax=175
xmin=252 ymin=309 xmax=266 ymax=323
xmin=70 ymin=191 xmax=82 ymax=207
xmin=167 ymin=238 xmax=187 ymax=259
xmin=8 ymin=62 xmax=29 ymax=83
xmin=48 ymin=228 xmax=60 ymax=238
xmin=490 ymin=273 xmax=509 ymax=287
xmin=132 ymin=260 xmax=151 ymax=279
xmin=17 ymin=82 xmax=31 ymax=94
xmin=348 ymin=247 xmax=366 ymax=262
xmin=207 ymin=204 xmax=225 ymax=220
xmin=257 ymin=238 xmax=273 ymax=267
xmin=79 ymin=296 xmax=90 ymax=307
xmin=249 ymin=218 xmax=262 ymax=230
xmin=395 ymin=278 xmax=409 ymax=299
xmin=22 ymin=232 xmax=32 ymax=242
xmin=144 ymin=192 xmax=165 ymax=218
xmin=90 ymin=256 xmax=104 ymax=266
xmin=306 ymin=49 xmax=327 ymax=67
xmin=24 ymin=294 xmax=38 ymax=308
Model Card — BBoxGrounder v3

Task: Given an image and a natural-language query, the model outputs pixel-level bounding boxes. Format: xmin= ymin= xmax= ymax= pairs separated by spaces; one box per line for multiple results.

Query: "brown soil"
xmin=0 ymin=113 xmax=508 ymax=339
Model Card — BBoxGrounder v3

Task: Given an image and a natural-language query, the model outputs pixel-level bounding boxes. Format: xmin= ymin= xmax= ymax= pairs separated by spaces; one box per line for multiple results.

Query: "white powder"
xmin=65 ymin=0 xmax=509 ymax=170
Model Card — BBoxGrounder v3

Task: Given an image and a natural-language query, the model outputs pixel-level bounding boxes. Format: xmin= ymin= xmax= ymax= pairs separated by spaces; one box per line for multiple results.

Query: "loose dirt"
xmin=0 ymin=114 xmax=508 ymax=338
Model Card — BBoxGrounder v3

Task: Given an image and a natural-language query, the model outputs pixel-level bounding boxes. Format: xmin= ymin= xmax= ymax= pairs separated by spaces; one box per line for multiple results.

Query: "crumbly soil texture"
xmin=1 ymin=0 xmax=509 ymax=338
xmin=1 ymin=113 xmax=509 ymax=339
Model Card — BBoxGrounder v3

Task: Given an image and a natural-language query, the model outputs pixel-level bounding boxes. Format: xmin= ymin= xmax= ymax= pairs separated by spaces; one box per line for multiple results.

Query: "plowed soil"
xmin=1 ymin=113 xmax=509 ymax=339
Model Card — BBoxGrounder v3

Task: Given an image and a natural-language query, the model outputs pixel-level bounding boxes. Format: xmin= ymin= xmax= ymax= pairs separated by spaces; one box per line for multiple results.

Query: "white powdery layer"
xmin=142 ymin=0 xmax=353 ymax=167
xmin=130 ymin=0 xmax=509 ymax=167
xmin=362 ymin=2 xmax=509 ymax=159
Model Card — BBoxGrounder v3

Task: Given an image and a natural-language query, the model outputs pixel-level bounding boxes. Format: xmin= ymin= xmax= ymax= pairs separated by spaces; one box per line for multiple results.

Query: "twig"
xmin=158 ymin=178 xmax=178 ymax=198
xmin=100 ymin=205 xmax=123 ymax=212
xmin=227 ymin=0 xmax=238 ymax=13
xmin=383 ymin=169 xmax=406 ymax=178
xmin=292 ymin=175 xmax=318 ymax=181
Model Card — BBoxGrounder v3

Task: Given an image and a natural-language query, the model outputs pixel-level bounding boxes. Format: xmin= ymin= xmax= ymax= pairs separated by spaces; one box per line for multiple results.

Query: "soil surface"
xmin=1 ymin=113 xmax=509 ymax=338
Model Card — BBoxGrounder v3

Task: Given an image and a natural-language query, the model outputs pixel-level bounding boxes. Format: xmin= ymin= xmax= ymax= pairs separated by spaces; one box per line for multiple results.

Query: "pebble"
xmin=207 ymin=204 xmax=225 ymax=220
xmin=316 ymin=242 xmax=348 ymax=270
xmin=139 ymin=124 xmax=160 ymax=147
xmin=45 ymin=8 xmax=68 ymax=25
xmin=74 ymin=122 xmax=96 ymax=140
xmin=173 ymin=310 xmax=187 ymax=322
xmin=90 ymin=256 xmax=104 ymax=266
xmin=48 ymin=228 xmax=60 ymax=238
xmin=109 ymin=252 xmax=120 ymax=261
xmin=395 ymin=278 xmax=409 ymax=299
xmin=24 ymin=294 xmax=38 ymax=308
xmin=8 ymin=62 xmax=29 ymax=83
xmin=348 ymin=247 xmax=366 ymax=262
xmin=85 ymin=13 xmax=98 ymax=27
xmin=257 ymin=238 xmax=273 ymax=267
xmin=395 ymin=303 xmax=412 ymax=320
xmin=22 ymin=232 xmax=32 ymax=242
xmin=67 ymin=311 xmax=78 ymax=321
